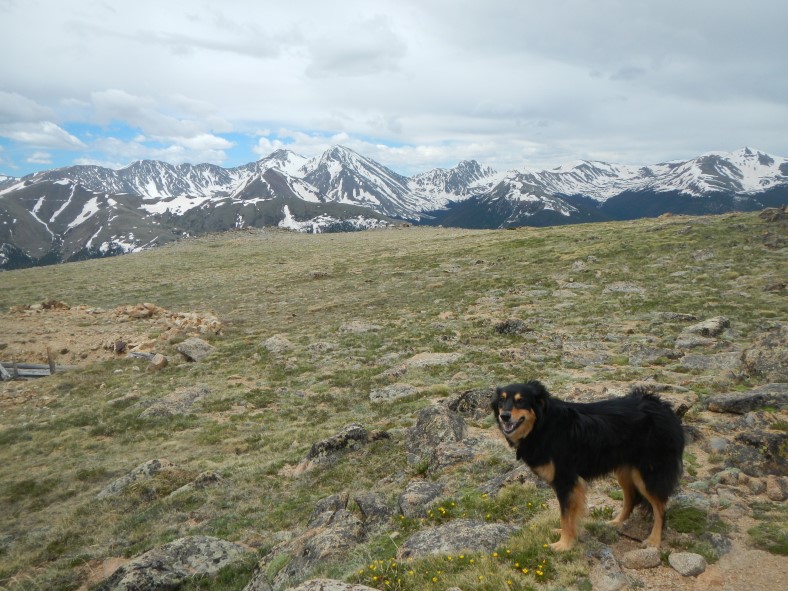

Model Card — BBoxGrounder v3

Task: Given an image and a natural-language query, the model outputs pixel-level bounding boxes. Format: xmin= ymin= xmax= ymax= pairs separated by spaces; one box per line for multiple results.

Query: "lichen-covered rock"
xmin=397 ymin=519 xmax=517 ymax=559
xmin=404 ymin=405 xmax=466 ymax=465
xmin=285 ymin=581 xmax=379 ymax=591
xmin=620 ymin=547 xmax=660 ymax=570
xmin=175 ymin=337 xmax=216 ymax=361
xmin=684 ymin=316 xmax=730 ymax=337
xmin=398 ymin=479 xmax=444 ymax=518
xmin=707 ymin=383 xmax=787 ymax=414
xmin=94 ymin=536 xmax=250 ymax=591
xmin=668 ymin=552 xmax=707 ymax=576
xmin=96 ymin=459 xmax=176 ymax=499
xmin=139 ymin=384 xmax=211 ymax=418
xmin=742 ymin=322 xmax=788 ymax=381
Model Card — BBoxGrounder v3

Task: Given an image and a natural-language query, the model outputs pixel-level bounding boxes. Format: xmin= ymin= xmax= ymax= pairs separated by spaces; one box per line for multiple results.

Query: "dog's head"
xmin=491 ymin=380 xmax=549 ymax=445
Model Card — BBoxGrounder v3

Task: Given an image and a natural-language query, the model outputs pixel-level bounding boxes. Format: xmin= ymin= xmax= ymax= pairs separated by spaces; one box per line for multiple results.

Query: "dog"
xmin=492 ymin=380 xmax=684 ymax=551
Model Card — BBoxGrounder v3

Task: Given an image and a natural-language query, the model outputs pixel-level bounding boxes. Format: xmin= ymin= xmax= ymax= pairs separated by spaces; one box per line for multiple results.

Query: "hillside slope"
xmin=0 ymin=211 xmax=786 ymax=591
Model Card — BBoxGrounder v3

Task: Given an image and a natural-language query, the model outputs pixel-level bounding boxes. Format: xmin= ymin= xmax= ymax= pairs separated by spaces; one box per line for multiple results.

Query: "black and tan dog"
xmin=492 ymin=380 xmax=684 ymax=551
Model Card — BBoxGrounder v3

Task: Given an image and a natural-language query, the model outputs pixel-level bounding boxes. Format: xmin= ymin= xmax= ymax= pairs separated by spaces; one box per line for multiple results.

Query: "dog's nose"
xmin=500 ymin=411 xmax=511 ymax=421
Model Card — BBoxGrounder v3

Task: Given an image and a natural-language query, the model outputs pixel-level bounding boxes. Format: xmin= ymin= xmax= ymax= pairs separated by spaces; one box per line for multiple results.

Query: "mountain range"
xmin=1 ymin=146 xmax=786 ymax=269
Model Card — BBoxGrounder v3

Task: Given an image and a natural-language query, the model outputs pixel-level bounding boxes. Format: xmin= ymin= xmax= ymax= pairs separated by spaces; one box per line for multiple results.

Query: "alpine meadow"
xmin=1 ymin=210 xmax=786 ymax=591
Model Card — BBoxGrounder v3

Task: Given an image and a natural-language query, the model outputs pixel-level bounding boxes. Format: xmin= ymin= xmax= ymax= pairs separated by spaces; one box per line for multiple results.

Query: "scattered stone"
xmin=684 ymin=316 xmax=730 ymax=337
xmin=479 ymin=464 xmax=539 ymax=497
xmin=97 ymin=459 xmax=177 ymax=499
xmin=680 ymin=352 xmax=742 ymax=372
xmin=589 ymin=545 xmax=626 ymax=591
xmin=446 ymin=388 xmax=493 ymax=419
xmin=656 ymin=312 xmax=698 ymax=322
xmin=95 ymin=536 xmax=249 ymax=591
xmin=494 ymin=319 xmax=532 ymax=335
xmin=369 ymin=383 xmax=417 ymax=403
xmin=748 ymin=477 xmax=767 ymax=495
xmin=707 ymin=383 xmax=787 ymax=414
xmin=263 ymin=334 xmax=294 ymax=354
xmin=339 ymin=321 xmax=382 ymax=334
xmin=620 ymin=547 xmax=660 ymax=570
xmin=285 ymin=581 xmax=378 ymax=591
xmin=148 ymin=353 xmax=168 ymax=371
xmin=759 ymin=205 xmax=788 ymax=222
xmin=402 ymin=352 xmax=462 ymax=369
xmin=169 ymin=471 xmax=223 ymax=497
xmin=674 ymin=334 xmax=717 ymax=349
xmin=175 ymin=337 xmax=216 ymax=362
xmin=353 ymin=492 xmax=395 ymax=526
xmin=603 ymin=282 xmax=646 ymax=294
xmin=139 ymin=384 xmax=211 ymax=418
xmin=766 ymin=475 xmax=788 ymax=502
xmin=728 ymin=431 xmax=788 ymax=477
xmin=310 ymin=270 xmax=330 ymax=279
xmin=741 ymin=322 xmax=788 ymax=382
xmin=404 ymin=405 xmax=467 ymax=465
xmin=669 ymin=552 xmax=707 ymax=576
xmin=308 ymin=424 xmax=370 ymax=461
xmin=708 ymin=437 xmax=729 ymax=453
xmin=397 ymin=519 xmax=517 ymax=559
xmin=627 ymin=345 xmax=677 ymax=365
xmin=398 ymin=479 xmax=444 ymax=518
xmin=429 ymin=442 xmax=475 ymax=472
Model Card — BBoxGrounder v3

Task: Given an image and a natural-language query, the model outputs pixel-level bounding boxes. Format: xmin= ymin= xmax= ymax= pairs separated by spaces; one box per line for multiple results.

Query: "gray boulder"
xmin=707 ymin=383 xmax=787 ymax=414
xmin=668 ymin=552 xmax=707 ymax=576
xmin=684 ymin=316 xmax=730 ymax=337
xmin=97 ymin=459 xmax=176 ymax=499
xmin=404 ymin=405 xmax=467 ymax=465
xmin=95 ymin=536 xmax=250 ymax=591
xmin=175 ymin=337 xmax=216 ymax=361
xmin=139 ymin=384 xmax=211 ymax=418
xmin=397 ymin=518 xmax=517 ymax=559
xmin=620 ymin=547 xmax=660 ymax=570
xmin=285 ymin=581 xmax=378 ymax=591
xmin=398 ymin=479 xmax=444 ymax=518
xmin=742 ymin=322 xmax=788 ymax=381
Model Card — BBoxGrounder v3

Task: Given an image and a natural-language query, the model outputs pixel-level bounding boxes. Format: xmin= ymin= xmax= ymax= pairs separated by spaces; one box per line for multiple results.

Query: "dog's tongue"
xmin=504 ymin=421 xmax=516 ymax=432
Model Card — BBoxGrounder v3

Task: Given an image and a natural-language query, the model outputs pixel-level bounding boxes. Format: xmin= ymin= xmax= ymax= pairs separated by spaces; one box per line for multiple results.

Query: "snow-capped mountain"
xmin=1 ymin=146 xmax=786 ymax=269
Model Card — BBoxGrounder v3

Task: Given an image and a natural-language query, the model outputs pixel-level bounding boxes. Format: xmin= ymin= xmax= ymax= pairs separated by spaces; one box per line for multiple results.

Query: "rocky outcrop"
xmin=404 ymin=405 xmax=467 ymax=465
xmin=96 ymin=459 xmax=177 ymax=499
xmin=397 ymin=519 xmax=517 ymax=559
xmin=139 ymin=384 xmax=212 ymax=418
xmin=707 ymin=383 xmax=787 ymax=414
xmin=175 ymin=337 xmax=216 ymax=361
xmin=95 ymin=536 xmax=250 ymax=591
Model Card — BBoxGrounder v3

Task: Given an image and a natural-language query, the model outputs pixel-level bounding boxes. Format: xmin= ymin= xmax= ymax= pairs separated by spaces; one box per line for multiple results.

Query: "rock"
xmin=656 ymin=312 xmax=698 ymax=322
xmin=603 ymin=282 xmax=646 ymax=294
xmin=494 ymin=319 xmax=532 ymax=335
xmin=446 ymin=388 xmax=493 ymax=419
xmin=397 ymin=519 xmax=517 ymax=559
xmin=94 ymin=535 xmax=250 ymax=591
xmin=148 ymin=353 xmax=168 ymax=371
xmin=402 ymin=352 xmax=462 ymax=369
xmin=404 ymin=405 xmax=467 ymax=465
xmin=479 ymin=464 xmax=538 ymax=497
xmin=589 ymin=545 xmax=626 ymax=591
xmin=628 ymin=346 xmax=677 ymax=365
xmin=684 ymin=316 xmax=730 ymax=337
xmin=263 ymin=334 xmax=294 ymax=354
xmin=742 ymin=322 xmax=788 ymax=381
xmin=369 ymin=383 xmax=417 ymax=403
xmin=175 ymin=337 xmax=216 ymax=362
xmin=680 ymin=352 xmax=742 ymax=372
xmin=620 ymin=547 xmax=660 ymax=569
xmin=307 ymin=424 xmax=371 ymax=461
xmin=748 ymin=477 xmax=767 ymax=495
xmin=429 ymin=442 xmax=475 ymax=472
xmin=310 ymin=493 xmax=350 ymax=527
xmin=169 ymin=471 xmax=223 ymax=497
xmin=97 ymin=459 xmax=176 ymax=499
xmin=353 ymin=492 xmax=394 ymax=526
xmin=707 ymin=383 xmax=787 ymax=414
xmin=272 ymin=509 xmax=365 ymax=589
xmin=727 ymin=431 xmax=788 ymax=477
xmin=398 ymin=479 xmax=444 ymax=518
xmin=766 ymin=475 xmax=788 ymax=501
xmin=674 ymin=334 xmax=717 ymax=349
xmin=139 ymin=384 xmax=211 ymax=418
xmin=669 ymin=552 xmax=707 ymax=576
xmin=285 ymin=581 xmax=378 ymax=591
xmin=339 ymin=321 xmax=381 ymax=334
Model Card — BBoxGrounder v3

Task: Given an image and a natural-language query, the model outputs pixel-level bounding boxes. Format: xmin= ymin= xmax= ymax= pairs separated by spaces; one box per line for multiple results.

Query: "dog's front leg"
xmin=551 ymin=477 xmax=587 ymax=551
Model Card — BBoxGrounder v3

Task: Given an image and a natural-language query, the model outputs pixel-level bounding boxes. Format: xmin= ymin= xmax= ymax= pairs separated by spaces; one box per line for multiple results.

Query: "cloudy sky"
xmin=1 ymin=0 xmax=787 ymax=177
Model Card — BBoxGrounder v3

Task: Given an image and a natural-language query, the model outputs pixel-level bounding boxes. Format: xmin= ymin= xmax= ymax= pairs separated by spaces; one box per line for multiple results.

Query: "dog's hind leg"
xmin=632 ymin=468 xmax=666 ymax=547
xmin=551 ymin=477 xmax=587 ymax=552
xmin=608 ymin=467 xmax=637 ymax=528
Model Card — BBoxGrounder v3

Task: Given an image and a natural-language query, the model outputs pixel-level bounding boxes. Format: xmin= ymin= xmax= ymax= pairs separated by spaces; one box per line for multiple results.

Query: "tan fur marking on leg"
xmin=551 ymin=478 xmax=587 ymax=552
xmin=608 ymin=467 xmax=636 ymax=527
xmin=632 ymin=468 xmax=666 ymax=547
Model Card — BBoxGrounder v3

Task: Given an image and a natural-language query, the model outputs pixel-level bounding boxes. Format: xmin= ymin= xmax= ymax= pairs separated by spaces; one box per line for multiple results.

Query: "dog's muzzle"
xmin=499 ymin=413 xmax=524 ymax=434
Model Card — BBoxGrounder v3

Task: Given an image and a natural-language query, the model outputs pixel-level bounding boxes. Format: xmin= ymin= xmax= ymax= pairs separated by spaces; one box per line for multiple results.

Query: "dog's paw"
xmin=549 ymin=538 xmax=575 ymax=552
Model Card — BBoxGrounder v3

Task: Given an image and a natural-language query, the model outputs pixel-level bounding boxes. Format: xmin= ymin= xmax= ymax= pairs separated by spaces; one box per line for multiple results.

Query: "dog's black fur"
xmin=492 ymin=380 xmax=684 ymax=551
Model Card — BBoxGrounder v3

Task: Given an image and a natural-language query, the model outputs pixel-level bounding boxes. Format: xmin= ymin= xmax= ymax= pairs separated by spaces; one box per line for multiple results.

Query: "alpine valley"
xmin=1 ymin=146 xmax=786 ymax=270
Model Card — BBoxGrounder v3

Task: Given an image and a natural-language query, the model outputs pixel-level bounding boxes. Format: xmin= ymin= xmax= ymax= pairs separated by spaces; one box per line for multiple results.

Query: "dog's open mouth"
xmin=500 ymin=417 xmax=524 ymax=434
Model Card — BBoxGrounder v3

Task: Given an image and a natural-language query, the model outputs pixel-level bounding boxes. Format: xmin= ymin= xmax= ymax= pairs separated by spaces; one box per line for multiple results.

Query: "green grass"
xmin=0 ymin=213 xmax=785 ymax=590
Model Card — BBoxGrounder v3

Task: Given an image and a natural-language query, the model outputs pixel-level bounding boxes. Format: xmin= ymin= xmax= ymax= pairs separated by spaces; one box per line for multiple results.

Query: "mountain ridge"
xmin=1 ymin=146 xmax=786 ymax=269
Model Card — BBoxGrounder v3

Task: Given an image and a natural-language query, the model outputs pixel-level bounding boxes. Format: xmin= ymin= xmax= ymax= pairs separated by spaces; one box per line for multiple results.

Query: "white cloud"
xmin=0 ymin=121 xmax=86 ymax=150
xmin=26 ymin=151 xmax=53 ymax=165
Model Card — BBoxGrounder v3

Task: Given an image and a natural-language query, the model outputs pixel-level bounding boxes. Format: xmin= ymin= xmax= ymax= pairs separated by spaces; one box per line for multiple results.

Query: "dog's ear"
xmin=528 ymin=380 xmax=550 ymax=410
xmin=491 ymin=387 xmax=501 ymax=413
